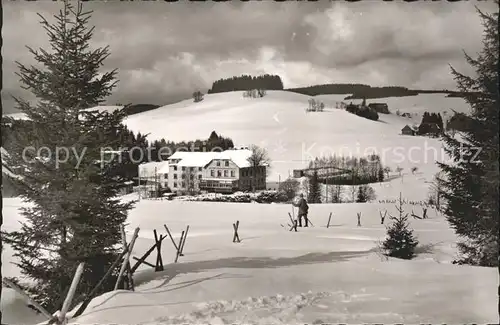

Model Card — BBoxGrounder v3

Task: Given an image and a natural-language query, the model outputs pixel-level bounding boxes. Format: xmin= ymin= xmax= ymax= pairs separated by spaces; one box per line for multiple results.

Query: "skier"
xmin=293 ymin=193 xmax=309 ymax=227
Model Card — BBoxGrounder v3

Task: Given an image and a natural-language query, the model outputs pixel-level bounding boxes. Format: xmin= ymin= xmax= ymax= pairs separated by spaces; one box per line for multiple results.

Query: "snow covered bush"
xmin=176 ymin=190 xmax=288 ymax=203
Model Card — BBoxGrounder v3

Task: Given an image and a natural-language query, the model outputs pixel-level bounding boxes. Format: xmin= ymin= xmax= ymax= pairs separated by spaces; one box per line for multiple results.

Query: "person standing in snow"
xmin=293 ymin=193 xmax=309 ymax=227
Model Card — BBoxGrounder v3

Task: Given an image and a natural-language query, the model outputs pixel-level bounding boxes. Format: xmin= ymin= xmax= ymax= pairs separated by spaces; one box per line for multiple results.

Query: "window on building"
xmin=198 ymin=167 xmax=202 ymax=172
xmin=231 ymin=170 xmax=235 ymax=177
xmin=198 ymin=174 xmax=202 ymax=179
xmin=190 ymin=174 xmax=194 ymax=180
xmin=190 ymin=167 xmax=195 ymax=171
xmin=216 ymin=160 xmax=221 ymax=166
xmin=182 ymin=166 xmax=186 ymax=171
xmin=182 ymin=182 xmax=185 ymax=188
xmin=224 ymin=170 xmax=228 ymax=177
xmin=164 ymin=173 xmax=168 ymax=178
xmin=173 ymin=182 xmax=177 ymax=188
xmin=211 ymin=170 xmax=215 ymax=177
xmin=225 ymin=160 xmax=229 ymax=167
xmin=174 ymin=174 xmax=178 ymax=179
xmin=217 ymin=170 xmax=222 ymax=177
xmin=173 ymin=166 xmax=177 ymax=171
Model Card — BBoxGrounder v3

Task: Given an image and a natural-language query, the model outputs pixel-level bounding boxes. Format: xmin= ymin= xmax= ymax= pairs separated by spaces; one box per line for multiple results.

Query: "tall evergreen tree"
xmin=437 ymin=7 xmax=498 ymax=267
xmin=3 ymin=1 xmax=134 ymax=312
xmin=308 ymin=171 xmax=322 ymax=203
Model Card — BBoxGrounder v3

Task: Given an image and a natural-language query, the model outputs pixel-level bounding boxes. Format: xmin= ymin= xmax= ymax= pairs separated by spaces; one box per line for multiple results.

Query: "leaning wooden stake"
xmin=179 ymin=225 xmax=190 ymax=256
xmin=357 ymin=212 xmax=361 ymax=227
xmin=306 ymin=215 xmax=314 ymax=227
xmin=164 ymin=224 xmax=179 ymax=252
xmin=288 ymin=213 xmax=298 ymax=232
xmin=175 ymin=230 xmax=185 ymax=263
xmin=115 ymin=227 xmax=140 ymax=290
xmin=132 ymin=257 xmax=155 ymax=269
xmin=326 ymin=212 xmax=332 ymax=228
xmin=120 ymin=224 xmax=134 ymax=290
xmin=153 ymin=229 xmax=164 ymax=271
xmin=164 ymin=224 xmax=185 ymax=263
xmin=380 ymin=210 xmax=387 ymax=224
xmin=58 ymin=262 xmax=85 ymax=325
xmin=131 ymin=234 xmax=166 ymax=273
xmin=2 ymin=278 xmax=54 ymax=321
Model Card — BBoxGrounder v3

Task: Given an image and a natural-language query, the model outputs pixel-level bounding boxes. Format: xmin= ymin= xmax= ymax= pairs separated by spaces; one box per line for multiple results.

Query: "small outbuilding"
xmin=401 ymin=125 xmax=416 ymax=136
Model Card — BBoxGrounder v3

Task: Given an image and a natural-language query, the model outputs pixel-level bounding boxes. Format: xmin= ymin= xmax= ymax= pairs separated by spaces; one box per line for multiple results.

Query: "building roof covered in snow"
xmin=138 ymin=161 xmax=169 ymax=176
xmin=217 ymin=149 xmax=254 ymax=168
xmin=167 ymin=148 xmax=266 ymax=169
xmin=175 ymin=152 xmax=220 ymax=167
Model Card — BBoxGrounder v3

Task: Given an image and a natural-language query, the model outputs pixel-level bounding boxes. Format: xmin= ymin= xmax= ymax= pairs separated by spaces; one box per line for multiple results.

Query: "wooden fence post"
xmin=174 ymin=230 xmax=185 ymax=263
xmin=120 ymin=224 xmax=134 ymax=290
xmin=287 ymin=212 xmax=298 ymax=232
xmin=153 ymin=229 xmax=164 ymax=271
xmin=115 ymin=227 xmax=140 ymax=290
xmin=232 ymin=221 xmax=240 ymax=243
xmin=326 ymin=212 xmax=332 ymax=228
xmin=179 ymin=225 xmax=189 ymax=256
xmin=131 ymin=234 xmax=165 ymax=273
xmin=58 ymin=262 xmax=85 ymax=325
xmin=164 ymin=224 xmax=185 ymax=263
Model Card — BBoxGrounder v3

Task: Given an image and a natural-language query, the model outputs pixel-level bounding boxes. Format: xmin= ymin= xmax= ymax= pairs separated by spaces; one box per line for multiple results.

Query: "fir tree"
xmin=378 ymin=167 xmax=385 ymax=182
xmin=308 ymin=171 xmax=322 ymax=203
xmin=356 ymin=185 xmax=366 ymax=203
xmin=437 ymin=7 xmax=498 ymax=267
xmin=382 ymin=193 xmax=419 ymax=259
xmin=2 ymin=1 xmax=134 ymax=312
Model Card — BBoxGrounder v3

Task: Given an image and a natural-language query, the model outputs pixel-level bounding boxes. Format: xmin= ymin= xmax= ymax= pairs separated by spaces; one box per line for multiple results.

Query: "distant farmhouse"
xmin=418 ymin=122 xmax=442 ymax=136
xmin=401 ymin=125 xmax=418 ymax=136
xmin=138 ymin=147 xmax=267 ymax=196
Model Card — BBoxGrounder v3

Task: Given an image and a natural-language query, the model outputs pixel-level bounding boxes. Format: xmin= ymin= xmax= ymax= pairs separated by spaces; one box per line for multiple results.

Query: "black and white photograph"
xmin=1 ymin=0 xmax=498 ymax=324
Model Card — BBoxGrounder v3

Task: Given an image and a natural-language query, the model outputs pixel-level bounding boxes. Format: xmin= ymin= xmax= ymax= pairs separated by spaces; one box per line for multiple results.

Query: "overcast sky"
xmin=2 ymin=0 xmax=496 ymax=113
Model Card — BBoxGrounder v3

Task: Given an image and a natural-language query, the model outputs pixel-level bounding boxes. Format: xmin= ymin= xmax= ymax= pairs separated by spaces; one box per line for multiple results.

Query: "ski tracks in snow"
xmin=140 ymin=290 xmax=392 ymax=325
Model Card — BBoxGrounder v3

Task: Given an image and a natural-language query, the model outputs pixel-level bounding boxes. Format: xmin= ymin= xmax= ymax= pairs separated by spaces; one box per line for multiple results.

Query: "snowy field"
xmin=2 ymin=179 xmax=497 ymax=324
xmin=2 ymin=91 xmax=496 ymax=324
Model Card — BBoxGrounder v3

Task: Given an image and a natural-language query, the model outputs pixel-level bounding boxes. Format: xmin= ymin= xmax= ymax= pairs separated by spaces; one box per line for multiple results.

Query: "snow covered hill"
xmin=123 ymin=90 xmax=469 ymax=181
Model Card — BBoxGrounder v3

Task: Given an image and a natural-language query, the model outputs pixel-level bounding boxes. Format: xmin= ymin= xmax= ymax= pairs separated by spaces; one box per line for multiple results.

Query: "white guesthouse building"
xmin=137 ymin=147 xmax=267 ymax=195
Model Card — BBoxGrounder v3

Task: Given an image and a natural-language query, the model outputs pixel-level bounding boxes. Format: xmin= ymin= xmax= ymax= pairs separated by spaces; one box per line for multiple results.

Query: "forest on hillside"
xmin=208 ymin=74 xmax=284 ymax=94
xmin=285 ymin=83 xmax=461 ymax=99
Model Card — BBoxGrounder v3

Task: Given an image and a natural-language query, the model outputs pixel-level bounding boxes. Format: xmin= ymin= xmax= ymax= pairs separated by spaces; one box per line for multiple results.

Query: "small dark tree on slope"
xmin=308 ymin=171 xmax=322 ymax=203
xmin=193 ymin=91 xmax=204 ymax=103
xmin=356 ymin=185 xmax=367 ymax=203
xmin=356 ymin=184 xmax=375 ymax=203
xmin=437 ymin=7 xmax=498 ymax=267
xmin=2 ymin=1 xmax=133 ymax=312
xmin=381 ymin=193 xmax=419 ymax=259
xmin=378 ymin=167 xmax=384 ymax=182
